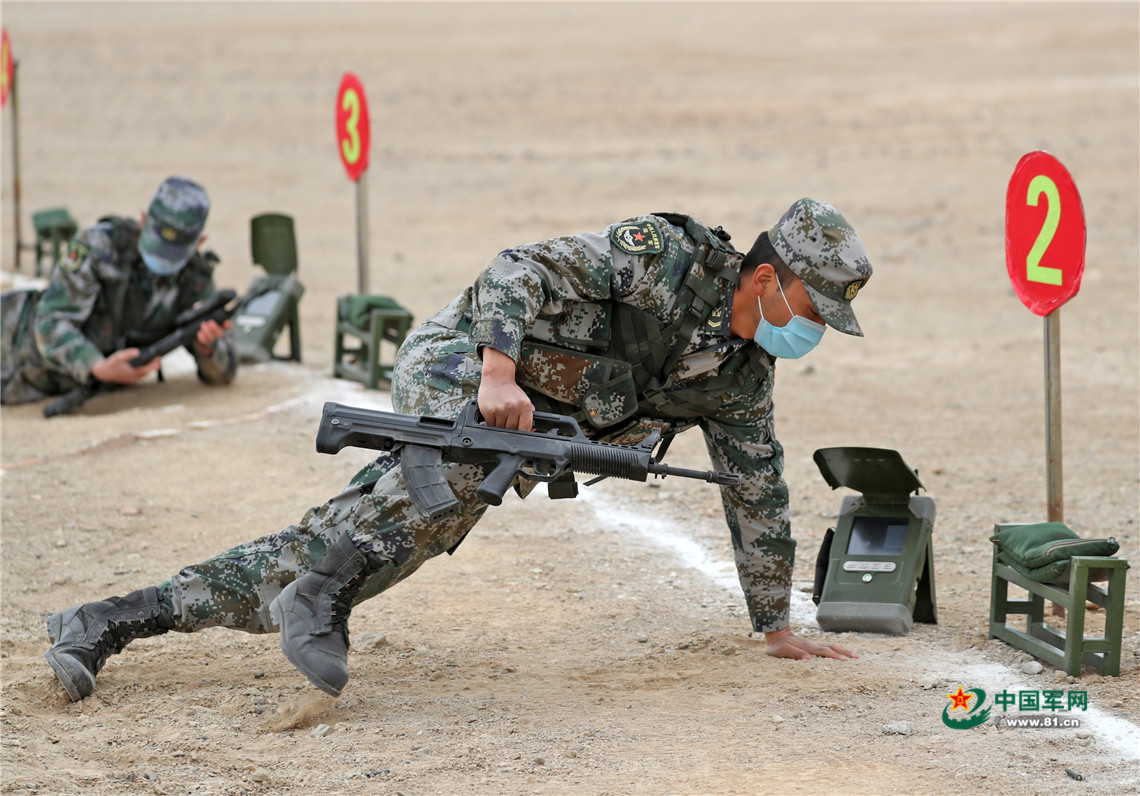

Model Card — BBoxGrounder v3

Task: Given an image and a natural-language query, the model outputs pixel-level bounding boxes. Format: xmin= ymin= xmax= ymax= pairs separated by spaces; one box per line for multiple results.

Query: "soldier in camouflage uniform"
xmin=44 ymin=198 xmax=870 ymax=702
xmin=1 ymin=176 xmax=236 ymax=407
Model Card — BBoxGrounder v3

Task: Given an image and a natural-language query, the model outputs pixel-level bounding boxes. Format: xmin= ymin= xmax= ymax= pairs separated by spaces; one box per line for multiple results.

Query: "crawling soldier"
xmin=44 ymin=198 xmax=868 ymax=701
xmin=1 ymin=176 xmax=235 ymax=409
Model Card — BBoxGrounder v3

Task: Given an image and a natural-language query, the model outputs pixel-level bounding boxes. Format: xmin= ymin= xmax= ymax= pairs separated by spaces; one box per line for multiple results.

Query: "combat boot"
xmin=270 ymin=532 xmax=386 ymax=697
xmin=44 ymin=586 xmax=174 ymax=702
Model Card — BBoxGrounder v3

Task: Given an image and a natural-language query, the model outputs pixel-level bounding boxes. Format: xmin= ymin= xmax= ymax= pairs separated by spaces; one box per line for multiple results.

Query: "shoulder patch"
xmin=611 ymin=220 xmax=664 ymax=255
xmin=60 ymin=239 xmax=90 ymax=272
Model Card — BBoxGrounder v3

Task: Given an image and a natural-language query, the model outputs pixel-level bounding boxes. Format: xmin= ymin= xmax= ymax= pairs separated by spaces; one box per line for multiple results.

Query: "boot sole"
xmin=43 ymin=649 xmax=94 ymax=702
xmin=269 ymin=596 xmax=344 ymax=698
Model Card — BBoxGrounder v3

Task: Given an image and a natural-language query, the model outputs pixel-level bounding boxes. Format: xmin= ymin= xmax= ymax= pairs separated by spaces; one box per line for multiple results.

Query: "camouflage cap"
xmin=138 ymin=176 xmax=210 ymax=276
xmin=768 ymin=198 xmax=872 ymax=336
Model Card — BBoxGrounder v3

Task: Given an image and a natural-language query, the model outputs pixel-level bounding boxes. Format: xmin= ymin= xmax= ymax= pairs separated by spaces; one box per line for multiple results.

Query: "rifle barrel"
xmin=649 ymin=461 xmax=742 ymax=486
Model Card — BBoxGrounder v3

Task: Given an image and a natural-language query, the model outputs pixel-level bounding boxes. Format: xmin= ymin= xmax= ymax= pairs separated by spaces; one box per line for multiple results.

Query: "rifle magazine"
xmin=401 ymin=444 xmax=462 ymax=521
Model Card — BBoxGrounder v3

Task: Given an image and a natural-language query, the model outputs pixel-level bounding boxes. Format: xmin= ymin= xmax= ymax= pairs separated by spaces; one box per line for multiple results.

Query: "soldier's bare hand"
xmin=90 ymin=348 xmax=161 ymax=385
xmin=478 ymin=347 xmax=534 ymax=430
xmin=763 ymin=628 xmax=858 ymax=661
xmin=195 ymin=318 xmax=231 ymax=354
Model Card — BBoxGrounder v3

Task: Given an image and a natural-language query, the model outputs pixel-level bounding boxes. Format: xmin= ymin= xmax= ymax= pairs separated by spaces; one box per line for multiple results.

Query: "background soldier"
xmin=44 ymin=197 xmax=869 ymax=702
xmin=1 ymin=176 xmax=236 ymax=407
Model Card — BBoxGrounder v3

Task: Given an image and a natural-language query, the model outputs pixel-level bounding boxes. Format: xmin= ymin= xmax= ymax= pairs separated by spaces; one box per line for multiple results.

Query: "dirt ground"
xmin=1 ymin=3 xmax=1138 ymax=795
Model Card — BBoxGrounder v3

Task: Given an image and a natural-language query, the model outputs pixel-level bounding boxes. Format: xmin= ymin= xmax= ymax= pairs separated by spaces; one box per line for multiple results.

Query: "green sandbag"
xmin=338 ymin=295 xmax=405 ymax=328
xmin=991 ymin=523 xmax=1119 ymax=583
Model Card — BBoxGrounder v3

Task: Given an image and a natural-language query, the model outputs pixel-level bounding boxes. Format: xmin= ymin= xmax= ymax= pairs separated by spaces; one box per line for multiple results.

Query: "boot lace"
xmin=329 ymin=568 xmax=373 ymax=644
xmin=88 ymin=616 xmax=168 ymax=670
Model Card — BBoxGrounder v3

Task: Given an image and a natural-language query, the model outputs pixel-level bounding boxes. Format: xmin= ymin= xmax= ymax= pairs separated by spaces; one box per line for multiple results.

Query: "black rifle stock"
xmin=315 ymin=399 xmax=742 ymax=521
xmin=42 ymin=289 xmax=238 ymax=418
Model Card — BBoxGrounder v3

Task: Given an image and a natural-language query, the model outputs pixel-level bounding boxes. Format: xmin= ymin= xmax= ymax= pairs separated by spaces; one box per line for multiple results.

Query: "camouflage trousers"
xmin=1 ymin=289 xmax=79 ymax=405
xmin=161 ymin=319 xmax=489 ymax=634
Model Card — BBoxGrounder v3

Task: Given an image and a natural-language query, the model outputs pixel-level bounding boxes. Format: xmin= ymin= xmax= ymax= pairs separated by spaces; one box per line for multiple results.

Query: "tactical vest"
xmin=515 ymin=213 xmax=771 ymax=438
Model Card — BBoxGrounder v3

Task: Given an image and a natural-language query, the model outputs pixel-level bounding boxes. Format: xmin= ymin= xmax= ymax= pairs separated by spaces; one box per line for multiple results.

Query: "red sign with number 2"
xmin=335 ymin=72 xmax=370 ymax=182
xmin=1005 ymin=151 xmax=1085 ymax=317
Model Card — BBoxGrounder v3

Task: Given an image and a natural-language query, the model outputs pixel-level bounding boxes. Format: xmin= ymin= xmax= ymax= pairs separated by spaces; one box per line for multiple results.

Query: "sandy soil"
xmin=1 ymin=3 xmax=1138 ymax=795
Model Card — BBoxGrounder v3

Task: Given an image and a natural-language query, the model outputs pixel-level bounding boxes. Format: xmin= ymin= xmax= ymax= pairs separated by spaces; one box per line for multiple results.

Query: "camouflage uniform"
xmin=1 ymin=216 xmax=236 ymax=405
xmin=162 ymin=199 xmax=872 ymax=636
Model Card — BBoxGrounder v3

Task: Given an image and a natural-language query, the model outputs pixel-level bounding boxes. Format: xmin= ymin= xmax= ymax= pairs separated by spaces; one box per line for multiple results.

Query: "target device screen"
xmin=846 ymin=517 xmax=909 ymax=557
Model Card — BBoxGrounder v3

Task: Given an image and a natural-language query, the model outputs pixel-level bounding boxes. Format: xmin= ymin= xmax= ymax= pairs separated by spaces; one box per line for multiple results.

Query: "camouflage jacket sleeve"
xmin=32 ymin=229 xmax=114 ymax=384
xmin=700 ymin=402 xmax=795 ymax=634
xmin=467 ymin=215 xmax=680 ymax=361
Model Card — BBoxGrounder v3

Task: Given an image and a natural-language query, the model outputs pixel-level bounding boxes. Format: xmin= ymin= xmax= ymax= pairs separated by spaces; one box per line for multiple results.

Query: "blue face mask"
xmin=140 ymin=251 xmax=186 ymax=277
xmin=753 ymin=281 xmax=826 ymax=359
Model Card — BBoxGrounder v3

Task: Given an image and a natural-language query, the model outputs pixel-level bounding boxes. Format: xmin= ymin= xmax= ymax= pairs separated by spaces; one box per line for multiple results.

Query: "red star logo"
xmin=633 ymin=232 xmax=645 ymax=242
xmin=946 ymin=686 xmax=974 ymax=712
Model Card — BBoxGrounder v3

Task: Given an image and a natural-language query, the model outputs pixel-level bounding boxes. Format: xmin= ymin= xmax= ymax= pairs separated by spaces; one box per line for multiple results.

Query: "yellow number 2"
xmin=1026 ymin=174 xmax=1063 ymax=286
xmin=341 ymin=88 xmax=361 ymax=165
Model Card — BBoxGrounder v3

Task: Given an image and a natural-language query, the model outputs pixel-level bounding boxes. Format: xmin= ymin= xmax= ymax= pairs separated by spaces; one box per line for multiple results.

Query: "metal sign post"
xmin=355 ymin=170 xmax=369 ymax=294
xmin=3 ymin=29 xmax=23 ymax=269
xmin=335 ymin=72 xmax=372 ymax=295
xmin=1044 ymin=312 xmax=1063 ymax=521
xmin=1004 ymin=151 xmax=1086 ymax=523
xmin=10 ymin=59 xmax=19 ymax=270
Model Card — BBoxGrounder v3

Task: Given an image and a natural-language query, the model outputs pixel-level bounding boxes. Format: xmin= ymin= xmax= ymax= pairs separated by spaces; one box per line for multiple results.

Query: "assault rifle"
xmin=42 ymin=289 xmax=239 ymax=418
xmin=315 ymin=399 xmax=742 ymax=521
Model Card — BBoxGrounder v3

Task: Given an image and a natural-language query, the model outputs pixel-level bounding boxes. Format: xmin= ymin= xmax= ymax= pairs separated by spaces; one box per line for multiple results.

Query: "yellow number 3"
xmin=341 ymin=88 xmax=361 ymax=165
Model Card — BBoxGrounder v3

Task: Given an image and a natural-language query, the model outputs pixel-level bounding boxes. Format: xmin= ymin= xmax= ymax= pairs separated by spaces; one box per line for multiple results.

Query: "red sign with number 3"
xmin=1005 ymin=151 xmax=1085 ymax=317
xmin=335 ymin=72 xmax=370 ymax=182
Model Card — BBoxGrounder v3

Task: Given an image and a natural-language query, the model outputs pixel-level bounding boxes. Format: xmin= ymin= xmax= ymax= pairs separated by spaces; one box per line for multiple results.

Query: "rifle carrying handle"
xmin=459 ymin=398 xmax=585 ymax=441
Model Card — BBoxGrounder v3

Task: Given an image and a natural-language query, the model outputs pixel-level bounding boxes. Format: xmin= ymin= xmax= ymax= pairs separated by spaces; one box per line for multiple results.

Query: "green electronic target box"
xmin=811 ymin=447 xmax=937 ymax=635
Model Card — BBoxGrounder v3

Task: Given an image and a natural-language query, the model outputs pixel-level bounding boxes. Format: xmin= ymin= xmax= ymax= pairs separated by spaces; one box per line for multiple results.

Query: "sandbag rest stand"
xmin=333 ymin=295 xmax=414 ymax=389
xmin=32 ymin=207 xmax=79 ymax=277
xmin=989 ymin=526 xmax=1128 ymax=676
